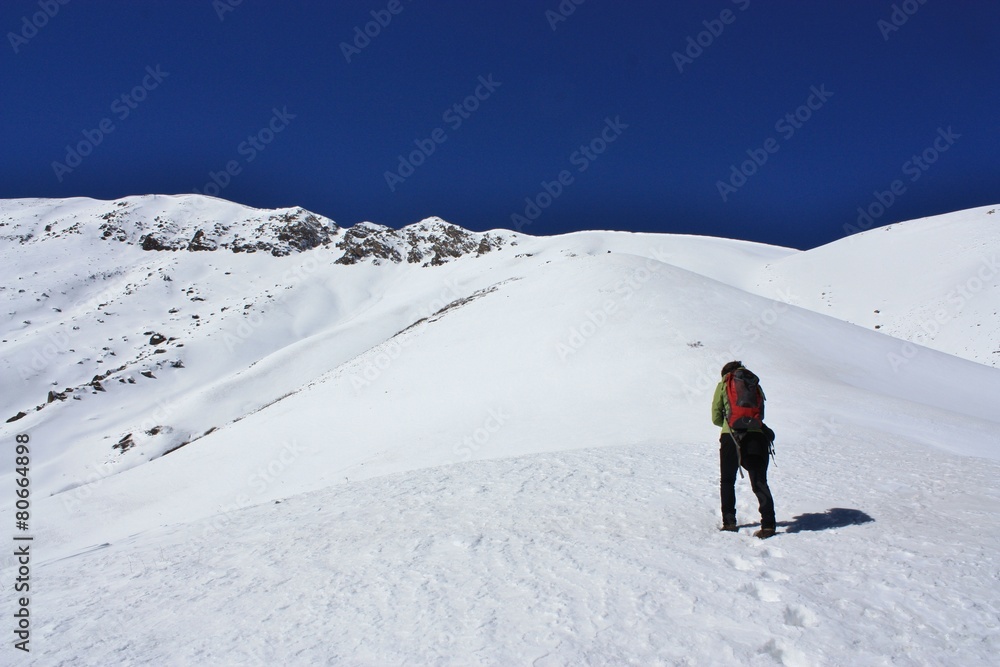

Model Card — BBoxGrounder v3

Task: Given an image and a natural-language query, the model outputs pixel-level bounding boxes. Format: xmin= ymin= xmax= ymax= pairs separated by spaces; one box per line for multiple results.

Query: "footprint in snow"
xmin=762 ymin=638 xmax=812 ymax=667
xmin=759 ymin=545 xmax=785 ymax=559
xmin=744 ymin=581 xmax=782 ymax=602
xmin=725 ymin=554 xmax=757 ymax=572
xmin=783 ymin=604 xmax=820 ymax=628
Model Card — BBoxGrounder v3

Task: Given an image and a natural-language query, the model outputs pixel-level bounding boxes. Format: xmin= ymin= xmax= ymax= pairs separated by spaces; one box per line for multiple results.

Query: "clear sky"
xmin=2 ymin=0 xmax=997 ymax=249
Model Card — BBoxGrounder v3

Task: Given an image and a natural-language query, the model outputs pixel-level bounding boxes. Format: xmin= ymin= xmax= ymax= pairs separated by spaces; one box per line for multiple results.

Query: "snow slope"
xmin=747 ymin=205 xmax=1000 ymax=368
xmin=2 ymin=196 xmax=999 ymax=665
xmin=31 ymin=442 xmax=1000 ymax=666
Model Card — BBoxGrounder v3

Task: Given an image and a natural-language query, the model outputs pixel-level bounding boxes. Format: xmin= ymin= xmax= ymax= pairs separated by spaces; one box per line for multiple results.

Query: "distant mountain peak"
xmin=335 ymin=214 xmax=509 ymax=267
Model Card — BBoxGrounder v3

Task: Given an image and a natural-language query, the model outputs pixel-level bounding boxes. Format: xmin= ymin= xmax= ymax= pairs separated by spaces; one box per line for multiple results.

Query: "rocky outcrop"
xmin=335 ymin=222 xmax=403 ymax=265
xmin=133 ymin=208 xmax=339 ymax=257
xmin=336 ymin=218 xmax=508 ymax=267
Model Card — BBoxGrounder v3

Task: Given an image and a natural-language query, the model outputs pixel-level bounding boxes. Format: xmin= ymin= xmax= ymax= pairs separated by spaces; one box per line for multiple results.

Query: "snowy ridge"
xmin=0 ymin=194 xmax=339 ymax=257
xmin=2 ymin=195 xmax=999 ymax=665
xmin=0 ymin=195 xmax=513 ymax=263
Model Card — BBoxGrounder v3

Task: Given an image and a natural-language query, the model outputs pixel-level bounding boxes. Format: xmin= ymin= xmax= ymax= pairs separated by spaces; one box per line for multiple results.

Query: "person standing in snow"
xmin=712 ymin=360 xmax=776 ymax=538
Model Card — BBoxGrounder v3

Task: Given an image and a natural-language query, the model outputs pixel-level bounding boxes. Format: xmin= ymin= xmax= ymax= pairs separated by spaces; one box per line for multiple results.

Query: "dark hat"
xmin=721 ymin=360 xmax=743 ymax=377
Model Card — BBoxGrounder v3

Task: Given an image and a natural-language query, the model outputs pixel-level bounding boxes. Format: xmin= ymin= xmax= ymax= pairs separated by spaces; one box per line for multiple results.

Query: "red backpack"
xmin=724 ymin=368 xmax=765 ymax=431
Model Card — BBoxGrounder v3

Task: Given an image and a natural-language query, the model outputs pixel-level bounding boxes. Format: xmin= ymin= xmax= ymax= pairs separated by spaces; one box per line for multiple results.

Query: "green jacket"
xmin=711 ymin=374 xmax=763 ymax=435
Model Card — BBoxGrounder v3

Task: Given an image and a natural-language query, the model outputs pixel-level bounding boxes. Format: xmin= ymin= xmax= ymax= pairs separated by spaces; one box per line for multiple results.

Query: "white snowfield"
xmin=1 ymin=195 xmax=999 ymax=666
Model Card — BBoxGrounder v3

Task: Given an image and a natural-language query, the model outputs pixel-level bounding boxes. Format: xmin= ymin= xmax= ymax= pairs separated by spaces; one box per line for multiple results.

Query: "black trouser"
xmin=720 ymin=432 xmax=775 ymax=529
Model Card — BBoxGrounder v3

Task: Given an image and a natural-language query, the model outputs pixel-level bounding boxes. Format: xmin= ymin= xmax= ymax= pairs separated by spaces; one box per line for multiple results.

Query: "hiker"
xmin=712 ymin=360 xmax=776 ymax=539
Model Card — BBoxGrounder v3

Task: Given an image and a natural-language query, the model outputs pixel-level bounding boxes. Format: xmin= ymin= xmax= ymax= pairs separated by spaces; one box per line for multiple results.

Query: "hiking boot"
xmin=721 ymin=515 xmax=737 ymax=532
xmin=753 ymin=527 xmax=776 ymax=539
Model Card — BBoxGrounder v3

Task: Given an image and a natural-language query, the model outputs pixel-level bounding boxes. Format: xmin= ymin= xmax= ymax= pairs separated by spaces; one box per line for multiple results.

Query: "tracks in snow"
xmin=24 ymin=439 xmax=1000 ymax=666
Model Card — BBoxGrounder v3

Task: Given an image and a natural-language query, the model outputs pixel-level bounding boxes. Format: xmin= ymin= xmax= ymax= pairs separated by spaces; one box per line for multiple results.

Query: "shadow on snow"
xmin=779 ymin=508 xmax=875 ymax=533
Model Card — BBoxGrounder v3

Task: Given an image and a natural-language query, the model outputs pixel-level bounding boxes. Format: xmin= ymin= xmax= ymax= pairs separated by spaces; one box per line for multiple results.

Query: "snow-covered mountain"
xmin=749 ymin=205 xmax=1000 ymax=367
xmin=2 ymin=195 xmax=998 ymax=665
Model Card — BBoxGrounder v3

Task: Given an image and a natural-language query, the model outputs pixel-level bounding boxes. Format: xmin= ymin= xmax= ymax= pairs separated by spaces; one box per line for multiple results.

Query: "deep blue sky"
xmin=2 ymin=1 xmax=997 ymax=249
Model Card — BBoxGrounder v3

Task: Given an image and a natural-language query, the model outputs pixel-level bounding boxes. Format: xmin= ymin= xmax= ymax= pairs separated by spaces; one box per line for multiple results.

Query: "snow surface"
xmin=2 ymin=196 xmax=999 ymax=665
xmin=748 ymin=205 xmax=1000 ymax=368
